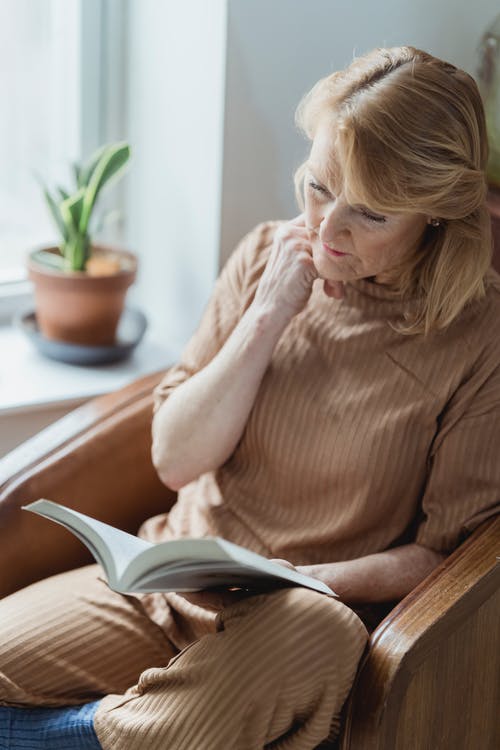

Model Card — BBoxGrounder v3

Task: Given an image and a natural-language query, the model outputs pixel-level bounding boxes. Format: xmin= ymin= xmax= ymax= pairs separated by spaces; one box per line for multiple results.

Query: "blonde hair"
xmin=294 ymin=46 xmax=492 ymax=335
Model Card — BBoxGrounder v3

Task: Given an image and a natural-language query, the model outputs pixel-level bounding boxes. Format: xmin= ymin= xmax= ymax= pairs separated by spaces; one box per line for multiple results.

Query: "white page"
xmin=24 ymin=501 xmax=335 ymax=597
xmin=217 ymin=539 xmax=335 ymax=595
xmin=122 ymin=537 xmax=230 ymax=588
xmin=126 ymin=536 xmax=335 ymax=596
xmin=23 ymin=500 xmax=153 ymax=582
xmin=129 ymin=562 xmax=333 ymax=595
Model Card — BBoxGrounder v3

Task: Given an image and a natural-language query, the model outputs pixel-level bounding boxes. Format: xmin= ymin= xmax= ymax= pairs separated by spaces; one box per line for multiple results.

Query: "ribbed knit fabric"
xmin=147 ymin=220 xmax=500 ymax=573
xmin=0 ymin=701 xmax=101 ymax=749
xmin=2 ymin=220 xmax=499 ymax=749
xmin=0 ymin=566 xmax=177 ymax=707
xmin=0 ymin=566 xmax=368 ymax=750
xmin=93 ymin=587 xmax=368 ymax=750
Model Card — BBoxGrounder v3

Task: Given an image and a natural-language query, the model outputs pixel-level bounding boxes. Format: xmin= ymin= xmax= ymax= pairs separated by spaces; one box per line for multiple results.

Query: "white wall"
xmin=126 ymin=0 xmax=227 ymax=355
xmin=126 ymin=0 xmax=500 ymax=353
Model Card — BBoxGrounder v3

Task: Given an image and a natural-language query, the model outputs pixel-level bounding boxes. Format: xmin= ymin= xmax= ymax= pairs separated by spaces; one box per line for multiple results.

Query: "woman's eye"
xmin=307 ymin=180 xmax=387 ymax=224
xmin=308 ymin=180 xmax=329 ymax=195
xmin=360 ymin=208 xmax=386 ymax=223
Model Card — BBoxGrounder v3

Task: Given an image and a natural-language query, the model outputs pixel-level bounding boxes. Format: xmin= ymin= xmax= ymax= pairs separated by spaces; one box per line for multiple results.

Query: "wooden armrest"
xmin=340 ymin=515 xmax=500 ymax=749
xmin=0 ymin=370 xmax=177 ymax=598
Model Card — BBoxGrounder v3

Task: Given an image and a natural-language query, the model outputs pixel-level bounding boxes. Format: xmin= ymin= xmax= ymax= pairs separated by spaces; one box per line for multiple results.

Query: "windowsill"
xmin=0 ymin=321 xmax=175 ymax=416
xmin=0 ymin=280 xmax=33 ymax=325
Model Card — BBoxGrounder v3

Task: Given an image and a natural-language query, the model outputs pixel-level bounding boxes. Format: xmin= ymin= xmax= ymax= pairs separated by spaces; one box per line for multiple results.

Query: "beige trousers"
xmin=0 ymin=564 xmax=369 ymax=749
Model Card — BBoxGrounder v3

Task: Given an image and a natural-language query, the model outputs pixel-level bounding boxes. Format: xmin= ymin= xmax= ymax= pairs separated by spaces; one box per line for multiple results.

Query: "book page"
xmin=122 ymin=536 xmax=229 ymax=589
xmin=24 ymin=502 xmax=335 ymax=597
xmin=23 ymin=500 xmax=153 ymax=584
xmin=129 ymin=561 xmax=330 ymax=594
xmin=124 ymin=536 xmax=335 ymax=596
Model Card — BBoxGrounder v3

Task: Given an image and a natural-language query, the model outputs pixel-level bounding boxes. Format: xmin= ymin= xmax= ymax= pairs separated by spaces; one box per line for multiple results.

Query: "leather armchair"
xmin=1 ymin=372 xmax=498 ymax=749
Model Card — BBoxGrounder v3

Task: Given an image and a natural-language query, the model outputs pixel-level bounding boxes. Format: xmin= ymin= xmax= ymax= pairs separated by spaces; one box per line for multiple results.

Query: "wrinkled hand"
xmin=272 ymin=559 xmax=333 ymax=590
xmin=253 ymin=214 xmax=319 ymax=323
xmin=181 ymin=559 xmax=300 ymax=611
xmin=269 ymin=558 xmax=298 ymax=571
xmin=180 ymin=559 xmax=330 ymax=612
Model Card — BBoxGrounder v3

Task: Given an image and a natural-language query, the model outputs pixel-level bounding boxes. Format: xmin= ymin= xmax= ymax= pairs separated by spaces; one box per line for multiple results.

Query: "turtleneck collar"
xmin=346 ymin=276 xmax=414 ymax=304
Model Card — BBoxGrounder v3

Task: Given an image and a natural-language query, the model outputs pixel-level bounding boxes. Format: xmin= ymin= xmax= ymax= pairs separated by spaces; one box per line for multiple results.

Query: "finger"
xmin=270 ymin=558 xmax=297 ymax=571
xmin=288 ymin=213 xmax=306 ymax=226
xmin=305 ymin=222 xmax=320 ymax=234
xmin=274 ymin=229 xmax=314 ymax=252
xmin=323 ymin=280 xmax=345 ymax=299
xmin=273 ymin=222 xmax=311 ymax=247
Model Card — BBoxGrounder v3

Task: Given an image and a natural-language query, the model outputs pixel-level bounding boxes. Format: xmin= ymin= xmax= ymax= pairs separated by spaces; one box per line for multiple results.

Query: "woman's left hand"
xmin=269 ymin=558 xmax=298 ymax=571
xmin=271 ymin=558 xmax=327 ymax=580
xmin=271 ymin=559 xmax=326 ymax=581
xmin=181 ymin=559 xmax=324 ymax=611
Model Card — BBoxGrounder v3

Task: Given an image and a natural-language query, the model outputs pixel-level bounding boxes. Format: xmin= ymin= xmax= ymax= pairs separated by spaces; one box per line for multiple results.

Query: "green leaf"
xmin=72 ymin=161 xmax=83 ymax=188
xmin=31 ymin=249 xmax=65 ymax=271
xmin=78 ymin=144 xmax=109 ymax=188
xmin=61 ymin=234 xmax=90 ymax=271
xmin=79 ymin=142 xmax=130 ymax=234
xmin=57 ymin=186 xmax=70 ymax=201
xmin=60 ymin=188 xmax=86 ymax=235
xmin=42 ymin=188 xmax=69 ymax=243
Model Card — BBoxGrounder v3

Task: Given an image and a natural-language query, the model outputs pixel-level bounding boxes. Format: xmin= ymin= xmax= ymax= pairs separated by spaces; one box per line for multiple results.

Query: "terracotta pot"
xmin=28 ymin=245 xmax=137 ymax=346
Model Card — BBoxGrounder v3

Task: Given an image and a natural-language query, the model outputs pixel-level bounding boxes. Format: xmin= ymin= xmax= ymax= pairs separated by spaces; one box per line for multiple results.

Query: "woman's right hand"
xmin=152 ymin=216 xmax=322 ymax=491
xmin=252 ymin=214 xmax=318 ymax=324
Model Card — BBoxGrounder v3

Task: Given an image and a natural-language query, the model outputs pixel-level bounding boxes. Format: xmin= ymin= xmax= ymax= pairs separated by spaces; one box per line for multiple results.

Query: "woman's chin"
xmin=312 ymin=250 xmax=354 ymax=282
xmin=313 ymin=260 xmax=355 ymax=283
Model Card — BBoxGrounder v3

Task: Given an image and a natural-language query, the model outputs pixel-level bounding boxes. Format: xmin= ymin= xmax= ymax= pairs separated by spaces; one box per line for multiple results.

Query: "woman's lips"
xmin=322 ymin=243 xmax=347 ymax=257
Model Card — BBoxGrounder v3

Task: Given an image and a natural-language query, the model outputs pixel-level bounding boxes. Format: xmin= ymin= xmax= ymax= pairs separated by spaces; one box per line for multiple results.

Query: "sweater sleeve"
xmin=415 ymin=361 xmax=500 ymax=555
xmin=152 ymin=221 xmax=277 ymax=413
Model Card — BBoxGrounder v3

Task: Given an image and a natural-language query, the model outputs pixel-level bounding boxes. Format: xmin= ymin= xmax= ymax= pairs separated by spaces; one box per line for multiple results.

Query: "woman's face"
xmin=304 ymin=120 xmax=429 ymax=284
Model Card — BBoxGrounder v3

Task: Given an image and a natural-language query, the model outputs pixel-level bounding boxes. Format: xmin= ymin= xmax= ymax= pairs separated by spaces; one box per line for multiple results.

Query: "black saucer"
xmin=16 ymin=307 xmax=148 ymax=365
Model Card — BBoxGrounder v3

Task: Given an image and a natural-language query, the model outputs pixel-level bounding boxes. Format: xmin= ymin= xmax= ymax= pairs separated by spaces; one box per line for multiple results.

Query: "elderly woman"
xmin=1 ymin=46 xmax=499 ymax=750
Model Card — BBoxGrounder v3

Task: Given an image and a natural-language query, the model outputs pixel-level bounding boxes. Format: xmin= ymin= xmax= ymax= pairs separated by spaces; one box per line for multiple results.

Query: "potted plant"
xmin=28 ymin=141 xmax=137 ymax=346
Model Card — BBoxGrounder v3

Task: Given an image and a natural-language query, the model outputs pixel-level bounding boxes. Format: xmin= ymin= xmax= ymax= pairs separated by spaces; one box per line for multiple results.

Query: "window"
xmin=0 ymin=0 xmax=126 ymax=288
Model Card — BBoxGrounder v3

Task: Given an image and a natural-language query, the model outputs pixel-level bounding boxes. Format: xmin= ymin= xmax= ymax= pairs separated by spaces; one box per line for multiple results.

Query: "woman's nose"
xmin=320 ymin=201 xmax=350 ymax=241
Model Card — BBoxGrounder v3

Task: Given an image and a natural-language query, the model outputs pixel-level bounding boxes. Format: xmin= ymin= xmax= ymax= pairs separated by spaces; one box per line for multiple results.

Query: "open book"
xmin=23 ymin=500 xmax=335 ymax=597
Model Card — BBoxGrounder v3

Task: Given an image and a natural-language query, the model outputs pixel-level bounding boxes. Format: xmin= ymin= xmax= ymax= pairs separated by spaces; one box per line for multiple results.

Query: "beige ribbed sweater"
xmin=145 ymin=221 xmax=500 ymax=564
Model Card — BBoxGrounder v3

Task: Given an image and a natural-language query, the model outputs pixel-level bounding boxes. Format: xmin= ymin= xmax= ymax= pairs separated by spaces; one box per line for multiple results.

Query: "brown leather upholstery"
xmin=0 ymin=371 xmax=176 ymax=596
xmin=1 ymin=373 xmax=499 ymax=749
